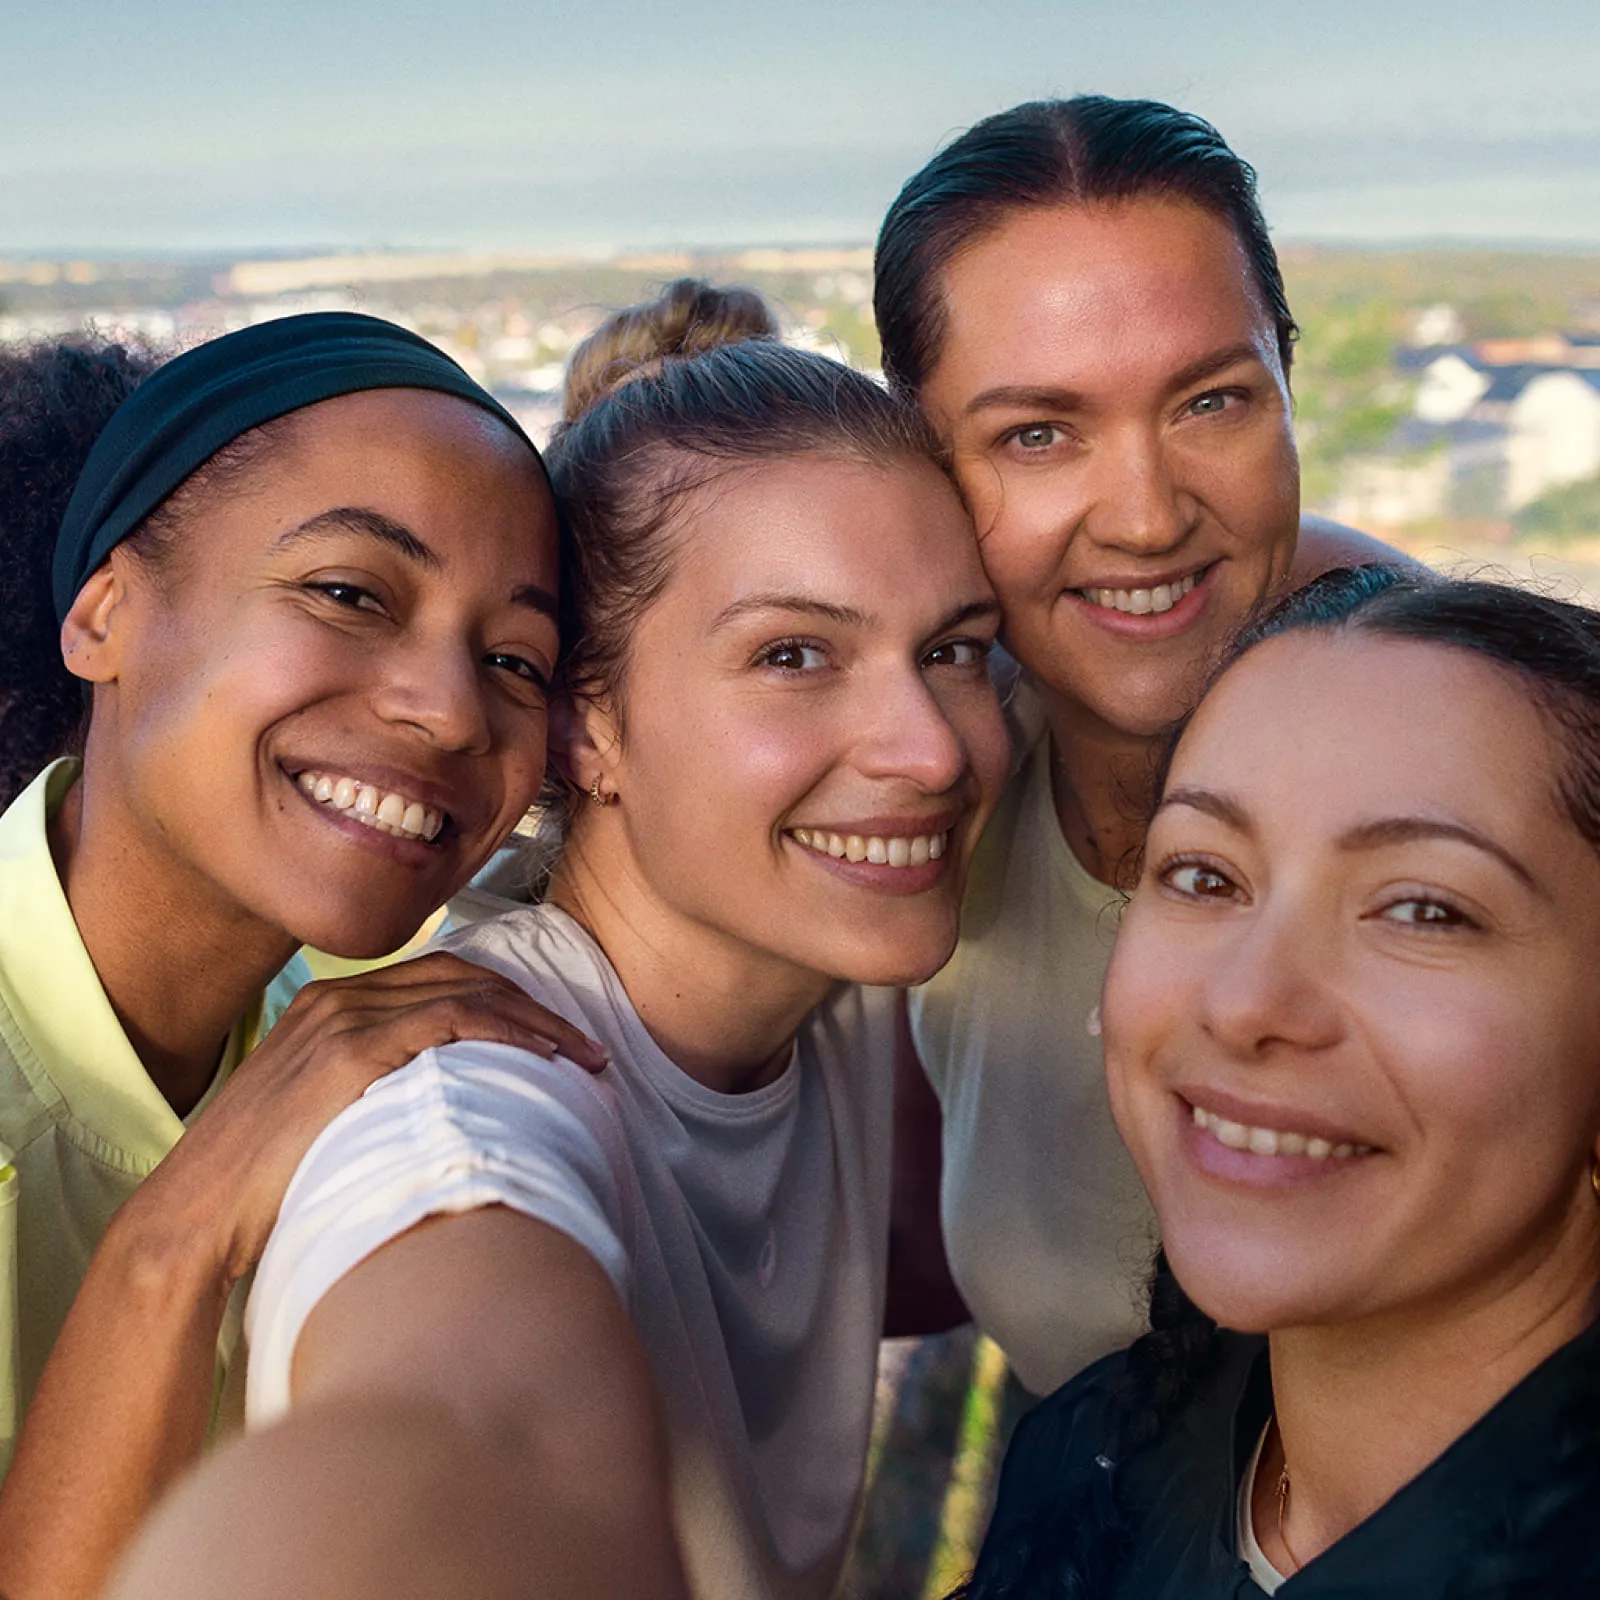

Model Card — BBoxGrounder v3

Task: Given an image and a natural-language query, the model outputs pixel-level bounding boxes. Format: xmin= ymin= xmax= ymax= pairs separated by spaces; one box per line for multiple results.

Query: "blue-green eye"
xmin=1012 ymin=424 xmax=1059 ymax=450
xmin=1187 ymin=391 xmax=1235 ymax=417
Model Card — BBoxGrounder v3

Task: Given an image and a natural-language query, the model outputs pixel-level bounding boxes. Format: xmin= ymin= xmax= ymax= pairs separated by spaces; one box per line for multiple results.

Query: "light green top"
xmin=0 ymin=760 xmax=253 ymax=1479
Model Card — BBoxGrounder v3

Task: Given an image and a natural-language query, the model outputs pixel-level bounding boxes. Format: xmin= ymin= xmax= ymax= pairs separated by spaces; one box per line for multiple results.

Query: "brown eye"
xmin=1163 ymin=861 xmax=1238 ymax=900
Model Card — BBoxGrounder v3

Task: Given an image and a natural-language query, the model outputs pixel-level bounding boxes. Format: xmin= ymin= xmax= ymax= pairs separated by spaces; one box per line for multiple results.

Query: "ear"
xmin=57 ymin=557 xmax=130 ymax=685
xmin=549 ymin=690 xmax=622 ymax=796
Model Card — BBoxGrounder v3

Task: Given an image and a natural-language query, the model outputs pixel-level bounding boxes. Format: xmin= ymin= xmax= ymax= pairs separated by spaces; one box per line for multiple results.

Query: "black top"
xmin=968 ymin=1317 xmax=1600 ymax=1598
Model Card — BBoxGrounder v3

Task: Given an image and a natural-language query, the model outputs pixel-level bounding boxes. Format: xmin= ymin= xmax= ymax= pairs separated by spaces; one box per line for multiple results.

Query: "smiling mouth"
xmin=790 ymin=827 xmax=949 ymax=868
xmin=294 ymin=769 xmax=446 ymax=842
xmin=1078 ymin=569 xmax=1202 ymax=617
xmin=1190 ymin=1101 xmax=1374 ymax=1161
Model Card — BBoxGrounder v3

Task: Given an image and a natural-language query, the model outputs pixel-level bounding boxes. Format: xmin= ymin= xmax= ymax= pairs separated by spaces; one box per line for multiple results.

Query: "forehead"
xmin=930 ymin=197 xmax=1277 ymax=405
xmin=663 ymin=452 xmax=987 ymax=612
xmin=1171 ymin=632 xmax=1569 ymax=845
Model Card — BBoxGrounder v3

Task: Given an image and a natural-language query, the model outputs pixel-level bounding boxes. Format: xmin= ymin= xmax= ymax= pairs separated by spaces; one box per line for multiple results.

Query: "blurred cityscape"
xmin=4 ymin=243 xmax=1599 ymax=598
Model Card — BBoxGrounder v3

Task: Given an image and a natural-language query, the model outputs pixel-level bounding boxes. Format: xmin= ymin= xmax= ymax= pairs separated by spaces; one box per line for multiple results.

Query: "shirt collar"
xmin=0 ymin=760 xmax=252 ymax=1167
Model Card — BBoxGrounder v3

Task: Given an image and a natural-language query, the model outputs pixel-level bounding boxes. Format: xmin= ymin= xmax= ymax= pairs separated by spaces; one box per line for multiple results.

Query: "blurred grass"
xmin=841 ymin=1330 xmax=1025 ymax=1600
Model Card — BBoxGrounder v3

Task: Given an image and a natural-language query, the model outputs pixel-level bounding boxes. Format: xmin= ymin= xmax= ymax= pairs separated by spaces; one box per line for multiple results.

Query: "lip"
xmin=1176 ymin=1090 xmax=1382 ymax=1190
xmin=279 ymin=761 xmax=472 ymax=862
xmin=1064 ymin=560 xmax=1218 ymax=641
xmin=280 ymin=759 xmax=467 ymax=823
xmin=783 ymin=812 xmax=964 ymax=898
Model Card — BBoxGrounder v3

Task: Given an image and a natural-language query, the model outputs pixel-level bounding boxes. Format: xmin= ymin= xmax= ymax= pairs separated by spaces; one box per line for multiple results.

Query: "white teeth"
xmin=791 ymin=828 xmax=952 ymax=870
xmin=1191 ymin=1102 xmax=1372 ymax=1161
xmin=1085 ymin=571 xmax=1199 ymax=616
xmin=294 ymin=770 xmax=444 ymax=843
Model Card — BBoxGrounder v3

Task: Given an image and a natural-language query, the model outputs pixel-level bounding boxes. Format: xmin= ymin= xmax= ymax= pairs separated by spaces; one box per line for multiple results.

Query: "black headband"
xmin=52 ymin=310 xmax=545 ymax=622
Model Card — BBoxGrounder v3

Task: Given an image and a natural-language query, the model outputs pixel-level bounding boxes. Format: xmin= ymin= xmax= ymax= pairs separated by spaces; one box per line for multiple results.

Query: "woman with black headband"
xmin=0 ymin=313 xmax=602 ymax=1599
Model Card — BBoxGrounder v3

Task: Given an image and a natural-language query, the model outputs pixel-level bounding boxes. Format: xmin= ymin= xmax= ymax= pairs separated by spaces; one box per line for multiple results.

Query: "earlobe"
xmin=58 ymin=560 xmax=127 ymax=684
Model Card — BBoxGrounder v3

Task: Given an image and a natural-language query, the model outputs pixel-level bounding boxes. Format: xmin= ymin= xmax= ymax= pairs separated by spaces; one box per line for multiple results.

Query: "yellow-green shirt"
xmin=0 ymin=761 xmax=255 ymax=1479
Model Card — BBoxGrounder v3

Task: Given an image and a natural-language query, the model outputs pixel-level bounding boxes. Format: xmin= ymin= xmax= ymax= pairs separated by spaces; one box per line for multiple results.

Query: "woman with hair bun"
xmin=876 ymin=96 xmax=1412 ymax=1391
xmin=956 ymin=568 xmax=1600 ymax=1595
xmin=0 ymin=317 xmax=603 ymax=1599
xmin=108 ymin=281 xmax=1012 ymax=1600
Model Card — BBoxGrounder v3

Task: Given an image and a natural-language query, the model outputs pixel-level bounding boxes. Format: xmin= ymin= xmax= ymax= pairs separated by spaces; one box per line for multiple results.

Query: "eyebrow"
xmin=962 ymin=342 xmax=1267 ymax=419
xmin=273 ymin=506 xmax=558 ymax=620
xmin=711 ymin=592 xmax=1001 ymax=638
xmin=1159 ymin=786 xmax=1543 ymax=894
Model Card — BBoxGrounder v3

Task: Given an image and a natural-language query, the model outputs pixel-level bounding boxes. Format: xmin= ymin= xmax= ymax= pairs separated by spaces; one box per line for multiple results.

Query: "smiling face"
xmin=1103 ymin=631 xmax=1600 ymax=1335
xmin=76 ymin=388 xmax=560 ymax=959
xmin=919 ymin=197 xmax=1300 ymax=741
xmin=573 ymin=451 xmax=1010 ymax=990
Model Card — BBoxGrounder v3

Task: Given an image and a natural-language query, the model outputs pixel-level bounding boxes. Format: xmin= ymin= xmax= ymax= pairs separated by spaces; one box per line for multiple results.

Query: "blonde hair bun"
xmin=562 ymin=278 xmax=779 ymax=422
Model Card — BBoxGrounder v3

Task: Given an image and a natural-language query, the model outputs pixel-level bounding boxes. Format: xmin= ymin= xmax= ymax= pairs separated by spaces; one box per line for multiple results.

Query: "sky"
xmin=3 ymin=0 xmax=1599 ymax=255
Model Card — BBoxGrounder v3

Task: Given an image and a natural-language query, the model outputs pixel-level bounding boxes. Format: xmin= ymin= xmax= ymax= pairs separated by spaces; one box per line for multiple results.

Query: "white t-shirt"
xmin=908 ymin=733 xmax=1157 ymax=1397
xmin=247 ymin=906 xmax=896 ymax=1600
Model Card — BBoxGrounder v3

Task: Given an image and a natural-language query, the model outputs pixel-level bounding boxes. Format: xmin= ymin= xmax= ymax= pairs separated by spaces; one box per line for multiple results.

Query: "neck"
xmin=1259 ymin=1227 xmax=1600 ymax=1570
xmin=1040 ymin=688 xmax=1164 ymax=886
xmin=548 ymin=821 xmax=831 ymax=1097
xmin=49 ymin=775 xmax=298 ymax=1117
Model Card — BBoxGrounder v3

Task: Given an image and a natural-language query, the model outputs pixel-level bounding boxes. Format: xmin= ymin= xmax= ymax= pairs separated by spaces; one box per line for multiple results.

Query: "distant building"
xmin=1339 ymin=332 xmax=1600 ymax=525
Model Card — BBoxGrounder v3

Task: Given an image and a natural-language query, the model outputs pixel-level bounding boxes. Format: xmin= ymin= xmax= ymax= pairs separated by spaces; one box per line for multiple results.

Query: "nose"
xmin=372 ymin=636 xmax=493 ymax=755
xmin=1196 ymin=900 xmax=1344 ymax=1063
xmin=853 ymin=667 xmax=971 ymax=796
xmin=1085 ymin=428 xmax=1199 ymax=558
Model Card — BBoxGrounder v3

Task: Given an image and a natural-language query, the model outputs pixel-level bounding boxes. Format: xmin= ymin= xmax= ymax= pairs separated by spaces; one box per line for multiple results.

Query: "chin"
xmin=1162 ymin=1230 xmax=1345 ymax=1335
xmin=809 ymin=925 xmax=960 ymax=989
xmin=284 ymin=905 xmax=438 ymax=964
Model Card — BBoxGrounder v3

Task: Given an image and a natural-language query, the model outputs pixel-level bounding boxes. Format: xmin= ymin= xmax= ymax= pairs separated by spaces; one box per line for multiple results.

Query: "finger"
xmin=292 ymin=959 xmax=608 ymax=1070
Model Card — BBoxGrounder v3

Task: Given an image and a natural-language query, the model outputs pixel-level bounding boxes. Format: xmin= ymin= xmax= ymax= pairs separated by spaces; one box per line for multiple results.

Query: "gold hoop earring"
xmin=589 ymin=774 xmax=611 ymax=808
xmin=1591 ymin=1157 xmax=1600 ymax=1201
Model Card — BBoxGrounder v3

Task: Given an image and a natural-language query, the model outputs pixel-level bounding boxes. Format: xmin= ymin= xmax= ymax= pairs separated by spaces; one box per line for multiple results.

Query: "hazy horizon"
xmin=6 ymin=1 xmax=1598 ymax=256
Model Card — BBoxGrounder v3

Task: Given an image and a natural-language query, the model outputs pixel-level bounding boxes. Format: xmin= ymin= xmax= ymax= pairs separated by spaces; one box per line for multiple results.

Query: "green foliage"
xmin=1289 ymin=295 xmax=1413 ymax=507
xmin=1514 ymin=473 xmax=1600 ymax=544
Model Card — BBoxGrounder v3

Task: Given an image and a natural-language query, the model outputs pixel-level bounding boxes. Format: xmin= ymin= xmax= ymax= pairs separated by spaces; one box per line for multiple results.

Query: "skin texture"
xmin=556 ymin=452 xmax=1012 ymax=1093
xmin=920 ymin=196 xmax=1407 ymax=881
xmin=113 ymin=448 xmax=1011 ymax=1596
xmin=0 ymin=388 xmax=608 ymax=1600
xmin=1104 ymin=632 xmax=1600 ymax=1569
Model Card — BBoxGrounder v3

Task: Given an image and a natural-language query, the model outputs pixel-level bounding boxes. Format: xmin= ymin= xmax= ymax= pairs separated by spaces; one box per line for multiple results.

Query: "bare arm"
xmin=106 ymin=1209 xmax=690 ymax=1600
xmin=885 ymin=992 xmax=971 ymax=1338
xmin=0 ymin=953 xmax=606 ymax=1600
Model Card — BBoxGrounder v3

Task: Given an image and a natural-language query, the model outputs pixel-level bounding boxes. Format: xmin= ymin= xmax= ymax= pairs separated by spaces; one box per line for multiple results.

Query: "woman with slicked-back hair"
xmin=874 ymin=96 xmax=1412 ymax=1395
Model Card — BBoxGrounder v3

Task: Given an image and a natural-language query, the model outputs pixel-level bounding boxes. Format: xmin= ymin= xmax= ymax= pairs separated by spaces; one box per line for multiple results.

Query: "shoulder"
xmin=1291 ymin=514 xmax=1423 ymax=585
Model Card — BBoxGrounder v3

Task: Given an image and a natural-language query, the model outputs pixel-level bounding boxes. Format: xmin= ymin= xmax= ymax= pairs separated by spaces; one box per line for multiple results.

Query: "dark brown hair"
xmin=548 ymin=279 xmax=942 ymax=722
xmin=875 ymin=95 xmax=1298 ymax=400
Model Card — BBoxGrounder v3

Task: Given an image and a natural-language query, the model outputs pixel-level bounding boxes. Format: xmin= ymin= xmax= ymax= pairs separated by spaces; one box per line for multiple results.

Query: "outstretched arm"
xmin=0 ymin=953 xmax=606 ymax=1600
xmin=106 ymin=1208 xmax=690 ymax=1600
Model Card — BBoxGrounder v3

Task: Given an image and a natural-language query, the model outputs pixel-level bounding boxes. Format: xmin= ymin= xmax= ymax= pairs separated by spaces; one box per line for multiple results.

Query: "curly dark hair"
xmin=0 ymin=336 xmax=161 ymax=808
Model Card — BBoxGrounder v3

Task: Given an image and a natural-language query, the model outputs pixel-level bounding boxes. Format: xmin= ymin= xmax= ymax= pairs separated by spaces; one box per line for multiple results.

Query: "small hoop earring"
xmin=1591 ymin=1157 xmax=1600 ymax=1201
xmin=589 ymin=774 xmax=611 ymax=808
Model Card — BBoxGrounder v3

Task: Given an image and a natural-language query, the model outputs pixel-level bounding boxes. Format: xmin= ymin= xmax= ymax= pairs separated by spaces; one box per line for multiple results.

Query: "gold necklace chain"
xmin=1274 ymin=1445 xmax=1305 ymax=1574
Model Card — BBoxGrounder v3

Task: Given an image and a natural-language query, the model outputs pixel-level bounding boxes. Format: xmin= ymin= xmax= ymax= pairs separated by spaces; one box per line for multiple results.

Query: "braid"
xmin=948 ymin=1252 xmax=1218 ymax=1598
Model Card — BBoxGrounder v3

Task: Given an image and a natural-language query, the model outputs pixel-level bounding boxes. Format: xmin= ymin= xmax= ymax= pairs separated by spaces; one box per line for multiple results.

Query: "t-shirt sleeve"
xmin=244 ymin=1041 xmax=633 ymax=1427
